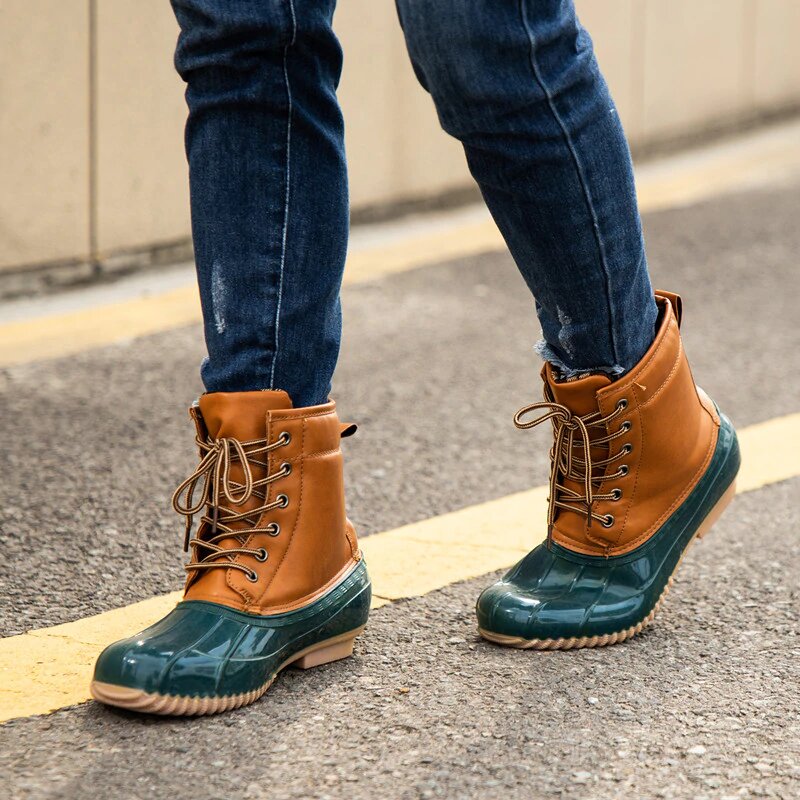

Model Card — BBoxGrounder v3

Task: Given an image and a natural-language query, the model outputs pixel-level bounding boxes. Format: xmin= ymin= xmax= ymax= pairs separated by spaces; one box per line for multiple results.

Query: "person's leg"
xmin=172 ymin=0 xmax=348 ymax=406
xmin=91 ymin=0 xmax=371 ymax=715
xmin=396 ymin=0 xmax=657 ymax=377
xmin=396 ymin=0 xmax=739 ymax=648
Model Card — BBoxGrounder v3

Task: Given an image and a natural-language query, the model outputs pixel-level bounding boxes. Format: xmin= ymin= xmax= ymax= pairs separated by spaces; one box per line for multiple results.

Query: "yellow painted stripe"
xmin=734 ymin=412 xmax=800 ymax=493
xmin=0 ymin=411 xmax=798 ymax=723
xmin=344 ymin=221 xmax=502 ymax=286
xmin=0 ymin=285 xmax=203 ymax=367
xmin=3 ymin=124 xmax=800 ymax=368
xmin=635 ymin=136 xmax=800 ymax=214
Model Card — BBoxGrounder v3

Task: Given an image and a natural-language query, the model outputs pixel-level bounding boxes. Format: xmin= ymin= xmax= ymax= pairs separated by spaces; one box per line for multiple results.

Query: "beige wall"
xmin=94 ymin=1 xmax=190 ymax=256
xmin=2 ymin=0 xmax=799 ymax=276
xmin=0 ymin=1 xmax=91 ymax=270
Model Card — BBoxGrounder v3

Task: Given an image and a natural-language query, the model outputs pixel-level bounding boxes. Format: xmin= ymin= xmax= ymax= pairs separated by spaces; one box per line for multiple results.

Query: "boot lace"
xmin=171 ymin=430 xmax=292 ymax=582
xmin=514 ymin=392 xmax=631 ymax=548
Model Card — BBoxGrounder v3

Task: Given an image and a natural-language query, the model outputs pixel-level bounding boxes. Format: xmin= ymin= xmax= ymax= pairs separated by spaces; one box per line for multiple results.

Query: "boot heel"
xmin=696 ymin=479 xmax=737 ymax=540
xmin=292 ymin=632 xmax=358 ymax=670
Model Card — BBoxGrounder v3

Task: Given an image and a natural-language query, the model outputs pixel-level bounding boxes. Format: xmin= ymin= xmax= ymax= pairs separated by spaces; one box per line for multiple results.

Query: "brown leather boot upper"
xmin=173 ymin=390 xmax=360 ymax=614
xmin=520 ymin=291 xmax=720 ymax=557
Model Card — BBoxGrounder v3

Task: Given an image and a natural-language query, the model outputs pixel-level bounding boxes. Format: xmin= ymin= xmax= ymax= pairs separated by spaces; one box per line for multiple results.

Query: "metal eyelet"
xmin=255 ymin=548 xmax=268 ymax=562
xmin=620 ymin=421 xmax=632 ymax=432
xmin=246 ymin=570 xmax=259 ymax=582
xmin=602 ymin=514 xmax=615 ymax=528
xmin=267 ymin=522 xmax=281 ymax=537
xmin=618 ymin=465 xmax=629 ymax=476
xmin=279 ymin=431 xmax=291 ymax=446
xmin=277 ymin=493 xmax=289 ymax=508
xmin=617 ymin=399 xmax=628 ymax=411
xmin=611 ymin=488 xmax=622 ymax=501
xmin=622 ymin=443 xmax=633 ymax=455
xmin=280 ymin=461 xmax=292 ymax=476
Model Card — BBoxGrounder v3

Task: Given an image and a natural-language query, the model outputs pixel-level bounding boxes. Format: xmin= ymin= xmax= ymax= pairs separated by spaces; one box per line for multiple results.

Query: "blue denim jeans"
xmin=171 ymin=0 xmax=658 ymax=407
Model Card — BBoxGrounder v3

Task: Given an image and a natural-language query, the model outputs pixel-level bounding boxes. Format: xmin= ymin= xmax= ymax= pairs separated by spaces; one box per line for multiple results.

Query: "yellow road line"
xmin=0 ymin=285 xmax=203 ymax=367
xmin=1 ymin=411 xmax=798 ymax=724
xmin=634 ymin=127 xmax=800 ymax=214
xmin=3 ymin=122 xmax=800 ymax=369
xmin=0 ymin=228 xmax=507 ymax=367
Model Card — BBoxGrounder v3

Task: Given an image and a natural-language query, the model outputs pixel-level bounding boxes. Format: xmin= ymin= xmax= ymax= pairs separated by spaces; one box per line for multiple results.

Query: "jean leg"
xmin=396 ymin=0 xmax=658 ymax=376
xmin=171 ymin=0 xmax=347 ymax=406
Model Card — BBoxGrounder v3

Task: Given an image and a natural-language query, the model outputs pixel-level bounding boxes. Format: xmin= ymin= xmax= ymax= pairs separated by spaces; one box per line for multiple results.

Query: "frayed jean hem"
xmin=534 ymin=339 xmax=628 ymax=380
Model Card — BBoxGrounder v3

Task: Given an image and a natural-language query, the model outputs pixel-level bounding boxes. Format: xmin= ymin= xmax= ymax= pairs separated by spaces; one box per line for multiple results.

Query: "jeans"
xmin=171 ymin=0 xmax=658 ymax=407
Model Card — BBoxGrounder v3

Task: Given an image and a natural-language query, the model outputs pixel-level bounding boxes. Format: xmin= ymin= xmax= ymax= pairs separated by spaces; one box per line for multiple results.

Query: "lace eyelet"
xmin=611 ymin=488 xmax=622 ymax=501
xmin=245 ymin=570 xmax=259 ymax=582
xmin=620 ymin=421 xmax=632 ymax=433
xmin=277 ymin=493 xmax=289 ymax=509
xmin=280 ymin=461 xmax=292 ymax=476
xmin=622 ymin=443 xmax=633 ymax=455
xmin=255 ymin=548 xmax=268 ymax=562
xmin=602 ymin=514 xmax=615 ymax=528
xmin=618 ymin=465 xmax=629 ymax=476
xmin=617 ymin=399 xmax=628 ymax=411
xmin=267 ymin=522 xmax=281 ymax=537
xmin=279 ymin=431 xmax=291 ymax=446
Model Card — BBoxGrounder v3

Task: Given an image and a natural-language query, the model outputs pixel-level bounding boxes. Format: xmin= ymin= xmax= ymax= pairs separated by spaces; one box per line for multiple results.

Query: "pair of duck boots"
xmin=92 ymin=291 xmax=739 ymax=714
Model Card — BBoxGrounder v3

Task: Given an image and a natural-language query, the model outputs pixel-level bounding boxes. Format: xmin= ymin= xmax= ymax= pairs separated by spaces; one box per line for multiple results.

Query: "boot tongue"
xmin=198 ymin=390 xmax=292 ymax=440
xmin=184 ymin=390 xmax=293 ymax=599
xmin=542 ymin=365 xmax=614 ymax=531
xmin=544 ymin=363 xmax=611 ymax=417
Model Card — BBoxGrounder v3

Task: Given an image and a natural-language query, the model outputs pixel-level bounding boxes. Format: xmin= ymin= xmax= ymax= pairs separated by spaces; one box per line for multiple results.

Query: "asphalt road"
xmin=1 ymin=178 xmax=799 ymax=799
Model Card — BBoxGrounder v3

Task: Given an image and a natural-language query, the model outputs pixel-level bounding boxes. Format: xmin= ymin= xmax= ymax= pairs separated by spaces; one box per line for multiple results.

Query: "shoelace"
xmin=172 ymin=431 xmax=291 ymax=582
xmin=514 ymin=392 xmax=631 ymax=548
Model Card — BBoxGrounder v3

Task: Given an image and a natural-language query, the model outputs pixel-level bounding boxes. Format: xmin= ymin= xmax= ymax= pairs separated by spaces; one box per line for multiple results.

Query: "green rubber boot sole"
xmin=91 ymin=559 xmax=371 ymax=715
xmin=476 ymin=410 xmax=740 ymax=650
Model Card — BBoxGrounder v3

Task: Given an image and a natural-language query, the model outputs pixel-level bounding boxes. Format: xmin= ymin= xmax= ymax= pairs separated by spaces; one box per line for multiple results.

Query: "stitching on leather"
xmin=254 ymin=417 xmax=305 ymax=608
xmin=252 ymin=558 xmax=359 ymax=615
xmin=603 ymin=314 xmax=676 ymax=402
xmin=239 ymin=412 xmax=280 ymax=607
xmin=281 ymin=447 xmax=341 ymax=467
xmin=236 ymin=413 xmax=277 ymax=608
xmin=269 ymin=408 xmax=334 ymax=421
xmin=613 ymin=382 xmax=645 ymax=549
xmin=302 ymin=446 xmax=341 ymax=460
xmin=640 ymin=333 xmax=682 ymax=408
xmin=556 ymin=421 xmax=716 ymax=557
xmin=345 ymin=520 xmax=358 ymax=559
xmin=223 ymin=416 xmax=275 ymax=605
xmin=615 ymin=421 xmax=717 ymax=554
xmin=697 ymin=387 xmax=721 ymax=427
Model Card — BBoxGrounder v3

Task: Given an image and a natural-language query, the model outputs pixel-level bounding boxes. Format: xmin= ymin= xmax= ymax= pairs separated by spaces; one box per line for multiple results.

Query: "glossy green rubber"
xmin=476 ymin=411 xmax=740 ymax=643
xmin=93 ymin=560 xmax=371 ymax=698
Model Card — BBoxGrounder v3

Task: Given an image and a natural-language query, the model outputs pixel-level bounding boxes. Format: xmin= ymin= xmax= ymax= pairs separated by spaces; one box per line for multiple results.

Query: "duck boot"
xmin=92 ymin=391 xmax=370 ymax=714
xmin=477 ymin=291 xmax=740 ymax=649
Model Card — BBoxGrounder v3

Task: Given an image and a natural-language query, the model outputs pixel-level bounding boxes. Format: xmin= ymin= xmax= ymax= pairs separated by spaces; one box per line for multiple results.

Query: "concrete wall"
xmin=2 ymin=0 xmax=799 ymax=281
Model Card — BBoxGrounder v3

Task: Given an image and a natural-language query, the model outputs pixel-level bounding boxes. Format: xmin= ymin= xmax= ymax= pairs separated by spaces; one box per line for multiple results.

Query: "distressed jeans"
xmin=171 ymin=0 xmax=658 ymax=407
